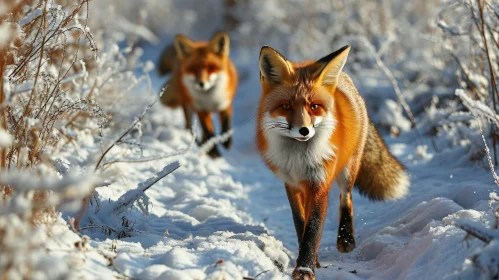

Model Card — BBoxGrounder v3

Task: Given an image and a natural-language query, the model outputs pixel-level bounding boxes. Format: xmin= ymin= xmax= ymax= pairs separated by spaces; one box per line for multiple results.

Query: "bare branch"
xmin=112 ymin=161 xmax=180 ymax=215
xmin=94 ymin=97 xmax=159 ymax=170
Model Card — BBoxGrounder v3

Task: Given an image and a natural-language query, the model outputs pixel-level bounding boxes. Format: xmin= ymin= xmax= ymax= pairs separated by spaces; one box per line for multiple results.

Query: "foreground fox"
xmin=158 ymin=32 xmax=238 ymax=157
xmin=256 ymin=45 xmax=409 ymax=279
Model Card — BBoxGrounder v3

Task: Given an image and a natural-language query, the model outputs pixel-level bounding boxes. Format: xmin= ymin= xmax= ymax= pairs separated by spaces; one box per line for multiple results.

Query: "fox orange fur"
xmin=158 ymin=32 xmax=238 ymax=157
xmin=256 ymin=45 xmax=409 ymax=279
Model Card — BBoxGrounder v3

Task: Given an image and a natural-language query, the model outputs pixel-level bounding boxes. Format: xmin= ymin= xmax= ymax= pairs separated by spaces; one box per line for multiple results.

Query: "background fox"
xmin=256 ymin=45 xmax=410 ymax=279
xmin=158 ymin=32 xmax=238 ymax=158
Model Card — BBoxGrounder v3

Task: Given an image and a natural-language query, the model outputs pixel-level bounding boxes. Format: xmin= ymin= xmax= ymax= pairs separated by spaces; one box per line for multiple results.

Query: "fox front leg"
xmin=219 ymin=106 xmax=233 ymax=149
xmin=285 ymin=184 xmax=322 ymax=269
xmin=292 ymin=187 xmax=329 ymax=280
xmin=197 ymin=111 xmax=221 ymax=158
xmin=285 ymin=184 xmax=305 ymax=242
xmin=182 ymin=104 xmax=193 ymax=130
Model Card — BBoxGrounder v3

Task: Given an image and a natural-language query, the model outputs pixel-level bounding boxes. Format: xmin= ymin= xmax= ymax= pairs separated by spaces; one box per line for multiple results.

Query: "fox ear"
xmin=311 ymin=45 xmax=350 ymax=87
xmin=259 ymin=46 xmax=293 ymax=86
xmin=209 ymin=31 xmax=230 ymax=56
xmin=174 ymin=34 xmax=194 ymax=60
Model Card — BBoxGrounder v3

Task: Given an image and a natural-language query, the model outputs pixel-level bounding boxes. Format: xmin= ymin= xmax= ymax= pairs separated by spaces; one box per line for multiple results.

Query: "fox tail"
xmin=355 ymin=122 xmax=409 ymax=201
xmin=158 ymin=44 xmax=177 ymax=76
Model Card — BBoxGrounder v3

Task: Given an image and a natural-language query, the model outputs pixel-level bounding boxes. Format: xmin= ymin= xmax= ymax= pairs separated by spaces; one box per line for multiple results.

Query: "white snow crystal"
xmin=0 ymin=129 xmax=12 ymax=147
xmin=0 ymin=23 xmax=18 ymax=49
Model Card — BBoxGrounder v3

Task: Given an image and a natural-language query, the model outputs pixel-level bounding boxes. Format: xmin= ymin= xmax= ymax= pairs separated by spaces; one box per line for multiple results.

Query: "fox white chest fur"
xmin=182 ymin=72 xmax=230 ymax=112
xmin=262 ymin=113 xmax=337 ymax=187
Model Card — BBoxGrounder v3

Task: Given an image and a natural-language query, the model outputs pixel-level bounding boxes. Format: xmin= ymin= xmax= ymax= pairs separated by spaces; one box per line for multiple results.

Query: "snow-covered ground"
xmin=34 ymin=42 xmax=493 ymax=280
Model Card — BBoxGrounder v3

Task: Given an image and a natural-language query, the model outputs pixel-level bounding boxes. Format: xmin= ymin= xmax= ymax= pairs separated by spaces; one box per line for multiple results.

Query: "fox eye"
xmin=207 ymin=65 xmax=216 ymax=72
xmin=281 ymin=104 xmax=291 ymax=110
xmin=310 ymin=104 xmax=320 ymax=110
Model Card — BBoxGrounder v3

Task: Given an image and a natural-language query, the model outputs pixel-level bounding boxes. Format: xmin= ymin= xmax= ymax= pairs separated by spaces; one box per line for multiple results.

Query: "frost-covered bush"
xmin=88 ymin=0 xmax=223 ymax=40
xmin=0 ymin=165 xmax=99 ymax=279
xmin=425 ymin=1 xmax=499 ymax=277
xmin=0 ymin=0 xmax=165 ymax=278
xmin=2 ymin=0 xmax=100 ymax=169
xmin=1 ymin=0 xmax=162 ymax=168
xmin=451 ymin=193 xmax=499 ymax=279
xmin=422 ymin=0 xmax=499 ymax=160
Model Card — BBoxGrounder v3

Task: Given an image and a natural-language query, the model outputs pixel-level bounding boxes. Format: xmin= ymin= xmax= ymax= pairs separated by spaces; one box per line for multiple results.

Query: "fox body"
xmin=158 ymin=32 xmax=238 ymax=157
xmin=256 ymin=45 xmax=409 ymax=279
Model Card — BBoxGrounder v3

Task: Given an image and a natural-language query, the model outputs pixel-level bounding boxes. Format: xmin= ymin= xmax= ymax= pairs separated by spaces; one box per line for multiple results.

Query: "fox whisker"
xmin=315 ymin=121 xmax=337 ymax=129
xmin=264 ymin=122 xmax=290 ymax=130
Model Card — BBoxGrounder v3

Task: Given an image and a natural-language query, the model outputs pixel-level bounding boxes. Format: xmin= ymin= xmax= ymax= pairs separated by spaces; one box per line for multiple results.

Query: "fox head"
xmin=174 ymin=32 xmax=230 ymax=92
xmin=258 ymin=45 xmax=350 ymax=142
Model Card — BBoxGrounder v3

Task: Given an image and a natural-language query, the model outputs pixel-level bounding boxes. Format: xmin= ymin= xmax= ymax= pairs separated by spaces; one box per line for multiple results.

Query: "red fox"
xmin=158 ymin=32 xmax=238 ymax=158
xmin=256 ymin=45 xmax=409 ymax=279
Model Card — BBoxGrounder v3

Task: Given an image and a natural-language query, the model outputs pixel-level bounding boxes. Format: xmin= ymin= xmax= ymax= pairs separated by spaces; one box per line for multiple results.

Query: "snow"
xmin=0 ymin=129 xmax=12 ymax=147
xmin=0 ymin=23 xmax=18 ymax=49
xmin=375 ymin=99 xmax=412 ymax=132
xmin=456 ymin=89 xmax=499 ymax=125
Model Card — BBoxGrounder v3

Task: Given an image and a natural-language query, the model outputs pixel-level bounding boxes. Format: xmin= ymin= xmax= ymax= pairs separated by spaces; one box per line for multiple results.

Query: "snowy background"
xmin=1 ymin=0 xmax=499 ymax=279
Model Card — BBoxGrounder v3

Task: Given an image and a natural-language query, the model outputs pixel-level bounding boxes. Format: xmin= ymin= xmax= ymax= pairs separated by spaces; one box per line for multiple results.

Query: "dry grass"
xmin=439 ymin=0 xmax=499 ymax=159
xmin=1 ymin=0 xmax=106 ymax=174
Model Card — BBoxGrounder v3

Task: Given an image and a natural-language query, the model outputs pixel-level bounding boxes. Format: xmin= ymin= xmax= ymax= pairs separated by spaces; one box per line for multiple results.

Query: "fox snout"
xmin=290 ymin=125 xmax=315 ymax=141
xmin=288 ymin=107 xmax=316 ymax=141
xmin=195 ymin=80 xmax=207 ymax=90
xmin=187 ymin=73 xmax=219 ymax=91
xmin=263 ymin=114 xmax=318 ymax=142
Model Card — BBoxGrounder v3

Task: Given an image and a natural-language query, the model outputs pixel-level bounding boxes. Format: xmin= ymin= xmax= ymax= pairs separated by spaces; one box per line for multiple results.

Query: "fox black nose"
xmin=299 ymin=127 xmax=309 ymax=136
xmin=198 ymin=81 xmax=204 ymax=88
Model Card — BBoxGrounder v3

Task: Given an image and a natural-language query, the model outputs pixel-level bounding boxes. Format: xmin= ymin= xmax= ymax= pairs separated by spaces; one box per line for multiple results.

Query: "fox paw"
xmin=292 ymin=267 xmax=315 ymax=280
xmin=337 ymin=235 xmax=356 ymax=253
xmin=222 ymin=137 xmax=232 ymax=149
xmin=207 ymin=147 xmax=222 ymax=158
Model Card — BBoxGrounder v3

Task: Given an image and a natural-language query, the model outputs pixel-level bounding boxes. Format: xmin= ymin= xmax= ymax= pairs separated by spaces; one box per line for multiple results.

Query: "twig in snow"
xmin=102 ymin=121 xmax=197 ymax=168
xmin=475 ymin=117 xmax=499 ymax=186
xmin=358 ymin=37 xmax=429 ymax=145
xmin=478 ymin=0 xmax=499 ymax=165
xmin=214 ymin=259 xmax=224 ymax=268
xmin=112 ymin=161 xmax=180 ymax=215
xmin=453 ymin=219 xmax=498 ymax=244
xmin=243 ymin=270 xmax=271 ymax=280
xmin=198 ymin=129 xmax=234 ymax=155
xmin=359 ymin=37 xmax=416 ymax=125
xmin=456 ymin=90 xmax=499 ymax=126
xmin=94 ymin=97 xmax=160 ymax=170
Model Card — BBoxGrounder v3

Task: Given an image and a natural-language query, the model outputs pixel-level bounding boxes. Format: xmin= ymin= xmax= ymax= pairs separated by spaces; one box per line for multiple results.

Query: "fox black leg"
xmin=337 ymin=174 xmax=356 ymax=253
xmin=197 ymin=111 xmax=221 ymax=158
xmin=285 ymin=184 xmax=305 ymax=243
xmin=183 ymin=104 xmax=193 ymax=130
xmin=285 ymin=185 xmax=322 ymax=269
xmin=293 ymin=187 xmax=329 ymax=280
xmin=219 ymin=107 xmax=233 ymax=149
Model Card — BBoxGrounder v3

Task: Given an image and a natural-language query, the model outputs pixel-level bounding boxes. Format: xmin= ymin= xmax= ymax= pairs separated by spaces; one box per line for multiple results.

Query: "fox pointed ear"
xmin=311 ymin=45 xmax=350 ymax=87
xmin=174 ymin=34 xmax=194 ymax=60
xmin=209 ymin=31 xmax=230 ymax=56
xmin=259 ymin=46 xmax=293 ymax=86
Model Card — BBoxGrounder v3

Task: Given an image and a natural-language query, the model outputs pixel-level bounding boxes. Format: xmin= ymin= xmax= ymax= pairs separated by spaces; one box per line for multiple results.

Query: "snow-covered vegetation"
xmin=1 ymin=0 xmax=499 ymax=279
